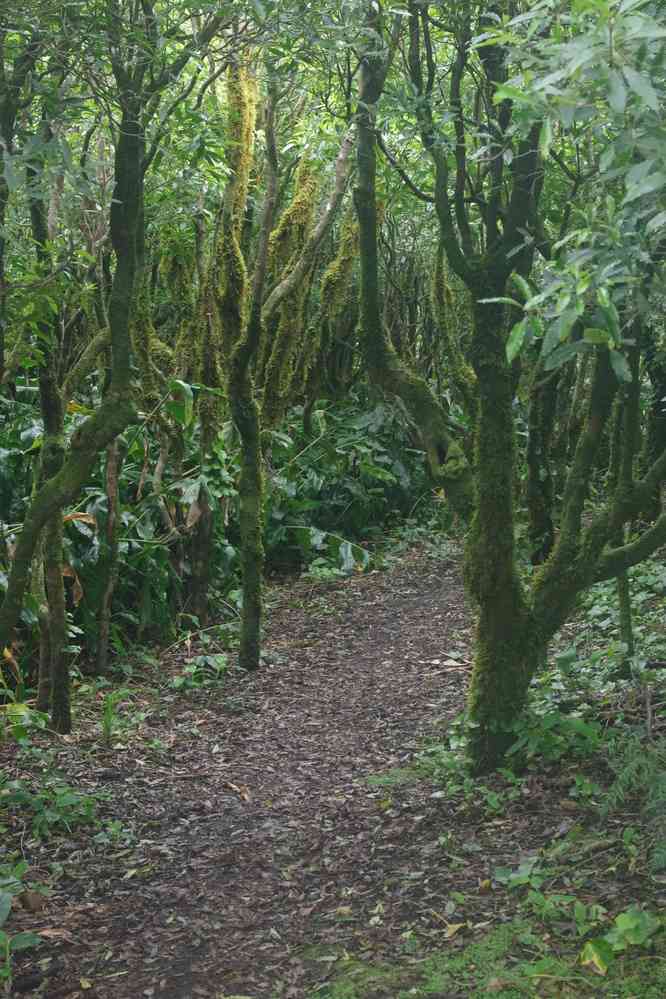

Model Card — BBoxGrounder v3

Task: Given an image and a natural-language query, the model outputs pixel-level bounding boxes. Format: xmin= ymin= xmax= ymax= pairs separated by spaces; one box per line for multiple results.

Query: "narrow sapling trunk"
xmin=526 ymin=367 xmax=558 ymax=564
xmin=96 ymin=440 xmax=126 ymax=673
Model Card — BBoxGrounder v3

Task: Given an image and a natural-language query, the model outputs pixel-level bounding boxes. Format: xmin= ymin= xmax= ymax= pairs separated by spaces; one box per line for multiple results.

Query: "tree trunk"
xmin=464 ymin=295 xmax=533 ymax=772
xmin=96 ymin=440 xmax=126 ymax=673
xmin=526 ymin=368 xmax=558 ymax=564
xmin=0 ymin=97 xmax=141 ymax=649
xmin=353 ymin=14 xmax=474 ymax=518
xmin=229 ymin=83 xmax=279 ymax=670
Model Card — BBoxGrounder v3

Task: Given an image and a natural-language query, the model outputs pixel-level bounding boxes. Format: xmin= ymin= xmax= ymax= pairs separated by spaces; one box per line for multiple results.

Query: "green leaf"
xmin=541 ymin=308 xmax=578 ymax=358
xmin=623 ymin=171 xmax=666 ymax=205
xmin=477 ymin=296 xmax=523 ymax=308
xmin=506 ymin=318 xmax=528 ymax=363
xmin=9 ymin=931 xmax=40 ymax=952
xmin=492 ymin=84 xmax=533 ymax=105
xmin=511 ymin=274 xmax=533 ymax=301
xmin=543 ymin=340 xmax=589 ymax=371
xmin=0 ymin=893 xmax=11 ymax=928
xmin=606 ymin=907 xmax=661 ymax=950
xmin=580 ymin=937 xmax=614 ymax=975
xmin=166 ymin=379 xmax=194 ymax=427
xmin=608 ymin=70 xmax=627 ymax=113
xmin=646 ymin=210 xmax=666 ymax=234
xmin=610 ymin=350 xmax=632 ymax=382
xmin=623 ymin=66 xmax=659 ymax=109
xmin=538 ymin=118 xmax=553 ymax=159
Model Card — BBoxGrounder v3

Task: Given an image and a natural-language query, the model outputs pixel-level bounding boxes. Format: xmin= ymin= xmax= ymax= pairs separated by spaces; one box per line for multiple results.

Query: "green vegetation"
xmin=1 ymin=0 xmax=666 ymax=993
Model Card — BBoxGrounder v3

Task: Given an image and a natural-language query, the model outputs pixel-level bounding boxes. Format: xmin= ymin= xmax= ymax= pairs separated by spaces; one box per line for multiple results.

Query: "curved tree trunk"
xmin=353 ymin=12 xmax=474 ymax=520
xmin=229 ymin=82 xmax=279 ymax=670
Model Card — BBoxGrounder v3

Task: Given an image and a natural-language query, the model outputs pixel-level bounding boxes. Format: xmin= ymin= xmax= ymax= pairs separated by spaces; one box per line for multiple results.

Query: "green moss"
xmin=261 ymin=161 xmax=318 ymax=425
xmin=313 ymin=920 xmax=666 ymax=998
xmin=431 ymin=242 xmax=477 ymax=422
xmin=366 ymin=767 xmax=418 ymax=787
xmin=268 ymin=158 xmax=318 ymax=272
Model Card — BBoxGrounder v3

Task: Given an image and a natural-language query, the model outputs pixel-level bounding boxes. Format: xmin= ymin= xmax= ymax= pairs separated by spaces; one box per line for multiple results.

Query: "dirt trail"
xmin=8 ymin=546 xmax=477 ymax=998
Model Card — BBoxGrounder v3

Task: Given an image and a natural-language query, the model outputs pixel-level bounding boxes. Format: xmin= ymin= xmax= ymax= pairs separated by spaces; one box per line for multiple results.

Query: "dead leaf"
xmin=443 ymin=922 xmax=466 ymax=939
xmin=186 ymin=499 xmax=203 ymax=529
xmin=79 ymin=979 xmax=94 ymax=991
xmin=224 ymin=781 xmax=251 ymax=801
xmin=37 ymin=928 xmax=75 ymax=943
xmin=478 ymin=878 xmax=492 ymax=893
xmin=62 ymin=565 xmax=84 ymax=605
xmin=488 ymin=978 xmax=513 ymax=991
xmin=18 ymin=890 xmax=47 ymax=913
xmin=63 ymin=512 xmax=96 ymax=526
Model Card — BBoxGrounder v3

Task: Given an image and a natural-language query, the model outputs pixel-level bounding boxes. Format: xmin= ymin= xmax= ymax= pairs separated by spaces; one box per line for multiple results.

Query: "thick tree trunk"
xmin=465 ymin=295 xmax=533 ymax=772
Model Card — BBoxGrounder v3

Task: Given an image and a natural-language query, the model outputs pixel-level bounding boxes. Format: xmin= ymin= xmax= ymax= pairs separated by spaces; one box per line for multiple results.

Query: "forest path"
xmin=9 ymin=544 xmax=490 ymax=998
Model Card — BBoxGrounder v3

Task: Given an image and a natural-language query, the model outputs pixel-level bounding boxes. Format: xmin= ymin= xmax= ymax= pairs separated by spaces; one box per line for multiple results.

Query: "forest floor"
xmin=2 ymin=541 xmax=666 ymax=998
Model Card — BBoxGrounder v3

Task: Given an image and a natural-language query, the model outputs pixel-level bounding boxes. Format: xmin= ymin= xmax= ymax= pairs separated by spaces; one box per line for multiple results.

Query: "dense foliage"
xmin=0 ymin=0 xmax=664 ymax=758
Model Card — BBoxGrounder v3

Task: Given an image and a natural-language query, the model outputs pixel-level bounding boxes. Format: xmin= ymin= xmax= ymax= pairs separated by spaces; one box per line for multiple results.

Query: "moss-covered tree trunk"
xmin=464 ymin=294 xmax=536 ymax=771
xmin=353 ymin=9 xmax=474 ymax=519
xmin=0 ymin=96 xmax=141 ymax=651
xmin=229 ymin=83 xmax=278 ymax=670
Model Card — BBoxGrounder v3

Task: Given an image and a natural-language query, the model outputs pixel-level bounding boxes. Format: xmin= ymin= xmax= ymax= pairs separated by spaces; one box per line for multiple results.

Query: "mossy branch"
xmin=262 ymin=128 xmax=355 ymax=323
xmin=228 ymin=83 xmax=279 ymax=670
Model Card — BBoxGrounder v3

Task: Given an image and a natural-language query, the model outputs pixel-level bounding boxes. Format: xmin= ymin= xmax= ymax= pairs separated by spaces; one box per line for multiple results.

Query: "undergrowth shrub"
xmin=602 ymin=734 xmax=666 ymax=872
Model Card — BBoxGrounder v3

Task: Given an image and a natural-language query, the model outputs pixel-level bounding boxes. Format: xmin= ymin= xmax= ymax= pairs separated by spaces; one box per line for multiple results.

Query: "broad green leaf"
xmin=541 ymin=308 xmax=578 ymax=358
xmin=506 ymin=318 xmax=528 ymax=363
xmin=623 ymin=66 xmax=659 ymax=109
xmin=646 ymin=210 xmax=666 ymax=233
xmin=626 ymin=158 xmax=654 ymax=187
xmin=511 ymin=274 xmax=533 ymax=301
xmin=543 ymin=340 xmax=589 ymax=371
xmin=580 ymin=937 xmax=614 ymax=975
xmin=167 ymin=379 xmax=194 ymax=427
xmin=623 ymin=171 xmax=666 ymax=205
xmin=538 ymin=118 xmax=553 ymax=159
xmin=10 ymin=931 xmax=40 ymax=952
xmin=599 ymin=145 xmax=615 ymax=172
xmin=606 ymin=906 xmax=661 ymax=949
xmin=608 ymin=70 xmax=627 ymax=113
xmin=492 ymin=84 xmax=533 ymax=105
xmin=0 ymin=893 xmax=11 ymax=928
